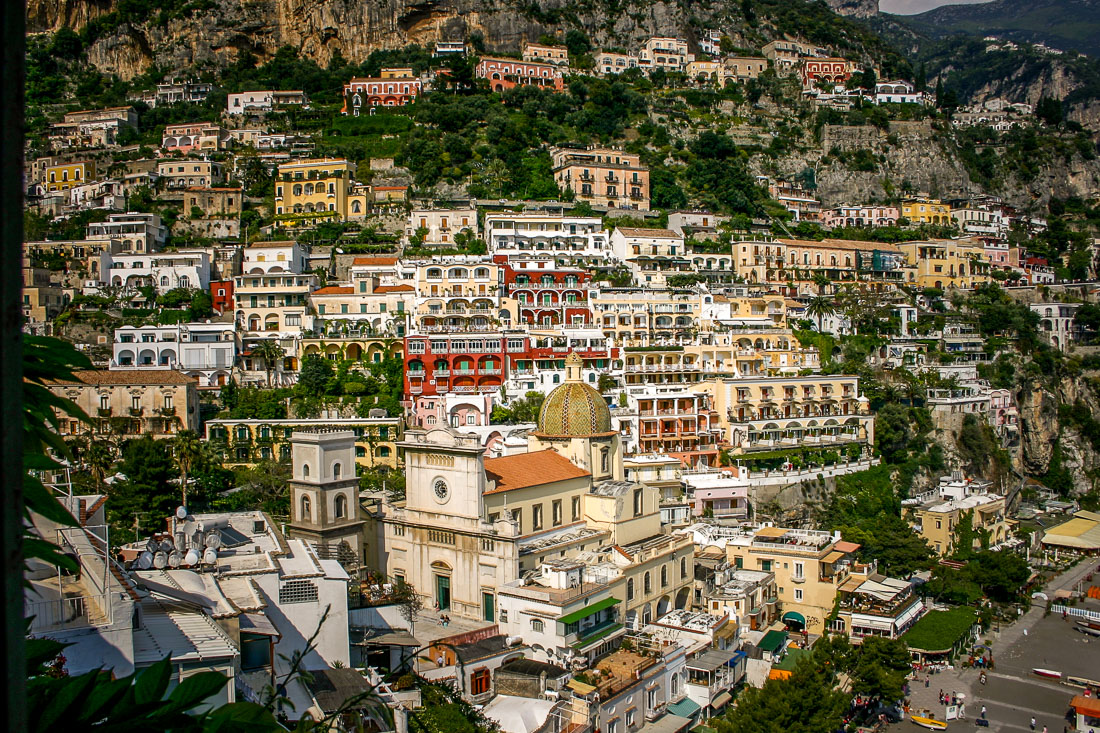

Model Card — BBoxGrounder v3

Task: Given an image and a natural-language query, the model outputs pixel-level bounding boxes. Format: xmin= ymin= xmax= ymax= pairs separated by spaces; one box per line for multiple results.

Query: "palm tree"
xmin=172 ymin=430 xmax=203 ymax=508
xmin=812 ymin=272 xmax=831 ymax=295
xmin=251 ymin=339 xmax=285 ymax=387
xmin=805 ymin=296 xmax=836 ymax=332
xmin=86 ymin=441 xmax=114 ymax=492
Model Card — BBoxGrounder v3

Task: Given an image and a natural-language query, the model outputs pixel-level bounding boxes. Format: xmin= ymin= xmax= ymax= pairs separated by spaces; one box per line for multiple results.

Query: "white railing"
xmin=1051 ymin=604 xmax=1100 ymax=622
xmin=26 ymin=595 xmax=105 ymax=632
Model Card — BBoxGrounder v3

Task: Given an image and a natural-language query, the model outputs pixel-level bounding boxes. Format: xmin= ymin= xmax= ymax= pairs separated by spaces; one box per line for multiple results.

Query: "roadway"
xmin=887 ymin=559 xmax=1100 ymax=733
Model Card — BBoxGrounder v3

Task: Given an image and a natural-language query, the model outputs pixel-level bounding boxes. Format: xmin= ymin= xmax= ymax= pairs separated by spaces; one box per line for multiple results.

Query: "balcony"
xmin=480 ymin=367 xmax=502 ymax=375
xmin=433 ymin=369 xmax=450 ymax=377
xmin=452 ymin=368 xmax=474 ymax=376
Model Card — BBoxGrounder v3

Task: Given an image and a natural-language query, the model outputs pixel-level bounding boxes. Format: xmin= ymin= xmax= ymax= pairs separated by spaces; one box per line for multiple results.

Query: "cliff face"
xmin=26 ymin=0 xmax=881 ymax=79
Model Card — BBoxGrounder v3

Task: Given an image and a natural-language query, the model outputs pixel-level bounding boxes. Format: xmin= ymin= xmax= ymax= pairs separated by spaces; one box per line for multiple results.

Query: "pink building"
xmin=800 ymin=58 xmax=852 ymax=88
xmin=341 ymin=73 xmax=422 ymax=115
xmin=982 ymin=239 xmax=1011 ymax=267
xmin=477 ymin=57 xmax=565 ymax=92
xmin=821 ymin=205 xmax=900 ymax=229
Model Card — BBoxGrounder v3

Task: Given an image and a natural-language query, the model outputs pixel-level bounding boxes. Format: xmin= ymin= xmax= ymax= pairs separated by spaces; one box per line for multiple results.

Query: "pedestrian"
xmin=981 ymin=705 xmax=987 ymax=719
xmin=1031 ymin=716 xmax=1037 ymax=731
xmin=436 ymin=653 xmax=444 ymax=667
xmin=939 ymin=689 xmax=944 ymax=704
xmin=1042 ymin=726 xmax=1048 ymax=733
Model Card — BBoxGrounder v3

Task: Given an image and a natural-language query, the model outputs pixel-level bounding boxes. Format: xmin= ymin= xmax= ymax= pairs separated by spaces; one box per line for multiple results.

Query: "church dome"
xmin=536 ymin=353 xmax=613 ymax=437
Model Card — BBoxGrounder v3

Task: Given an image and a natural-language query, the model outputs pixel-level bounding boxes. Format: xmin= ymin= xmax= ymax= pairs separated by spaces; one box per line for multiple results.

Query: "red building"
xmin=800 ymin=58 xmax=852 ymax=88
xmin=209 ymin=279 xmax=234 ymax=315
xmin=404 ymin=332 xmax=616 ymax=398
xmin=476 ymin=57 xmax=565 ymax=93
xmin=341 ymin=72 xmax=422 ymax=115
xmin=498 ymin=257 xmax=593 ymax=327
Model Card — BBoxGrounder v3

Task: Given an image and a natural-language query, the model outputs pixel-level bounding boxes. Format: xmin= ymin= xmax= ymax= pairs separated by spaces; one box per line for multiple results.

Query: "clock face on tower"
xmin=433 ymin=478 xmax=450 ymax=504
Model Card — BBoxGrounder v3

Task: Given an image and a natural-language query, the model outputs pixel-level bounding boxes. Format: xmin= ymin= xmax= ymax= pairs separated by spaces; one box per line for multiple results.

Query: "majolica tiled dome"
xmin=537 ymin=353 xmax=613 ymax=437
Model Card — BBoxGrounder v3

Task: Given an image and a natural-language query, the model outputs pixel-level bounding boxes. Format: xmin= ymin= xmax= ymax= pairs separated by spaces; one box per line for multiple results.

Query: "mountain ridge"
xmin=891 ymin=0 xmax=1100 ymax=57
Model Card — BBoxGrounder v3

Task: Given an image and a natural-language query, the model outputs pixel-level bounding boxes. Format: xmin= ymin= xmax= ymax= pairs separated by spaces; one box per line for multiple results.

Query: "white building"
xmin=484 ymin=213 xmax=611 ymax=262
xmin=241 ymin=241 xmax=310 ymax=274
xmin=98 ymin=250 xmax=211 ymax=294
xmin=1031 ymin=301 xmax=1082 ymax=351
xmin=874 ymin=80 xmax=924 ymax=105
xmin=609 ymin=227 xmax=688 ymax=286
xmin=639 ymin=38 xmax=694 ymax=73
xmin=111 ymin=322 xmax=238 ymax=388
xmin=952 ymin=208 xmax=1006 ymax=237
xmin=87 ymin=212 xmax=168 ymax=253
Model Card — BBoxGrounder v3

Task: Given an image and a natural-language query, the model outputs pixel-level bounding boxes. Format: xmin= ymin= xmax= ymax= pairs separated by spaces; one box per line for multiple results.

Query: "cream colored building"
xmin=49 ymin=369 xmax=200 ymax=439
xmin=371 ymin=353 xmax=694 ymax=625
xmin=234 ymin=269 xmax=318 ymax=337
xmin=406 ymin=209 xmax=478 ymax=247
xmin=695 ymin=374 xmax=874 ymax=455
xmin=523 ymin=43 xmax=569 ymax=65
xmin=310 ymin=279 xmax=414 ymax=338
xmin=733 ymin=237 xmax=908 ymax=293
xmin=414 ymin=258 xmax=514 ymax=332
xmin=551 ymin=147 xmax=650 ymax=210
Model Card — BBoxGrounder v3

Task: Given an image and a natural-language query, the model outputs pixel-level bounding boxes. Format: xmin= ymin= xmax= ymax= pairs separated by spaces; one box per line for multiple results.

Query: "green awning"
xmin=759 ymin=629 xmax=788 ymax=653
xmin=558 ymin=597 xmax=621 ymax=625
xmin=667 ymin=698 xmax=701 ymax=718
xmin=782 ymin=611 xmax=806 ymax=626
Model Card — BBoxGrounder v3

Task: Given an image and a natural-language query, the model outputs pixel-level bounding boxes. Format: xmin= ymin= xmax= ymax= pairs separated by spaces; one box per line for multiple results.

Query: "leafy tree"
xmin=298 ymin=354 xmax=335 ymax=398
xmin=109 ymin=436 xmax=177 ymax=536
xmin=1036 ymin=96 xmax=1063 ymax=126
xmin=564 ymin=29 xmax=591 ymax=57
xmin=874 ymin=403 xmax=914 ymax=464
xmin=711 ymin=652 xmax=848 ymax=732
xmin=848 ymin=637 xmax=911 ymax=702
xmin=805 ymin=296 xmax=836 ymax=331
xmin=220 ymin=377 xmax=239 ymax=410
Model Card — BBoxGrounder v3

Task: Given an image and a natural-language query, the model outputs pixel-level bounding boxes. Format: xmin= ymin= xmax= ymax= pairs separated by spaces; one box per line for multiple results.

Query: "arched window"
xmin=300 ymin=494 xmax=311 ymax=520
xmin=160 ymin=276 xmax=170 ymax=287
xmin=644 ymin=572 xmax=652 ymax=595
xmin=335 ymin=494 xmax=347 ymax=519
xmin=292 ymin=184 xmax=302 ymax=196
xmin=379 ymin=447 xmax=391 ymax=457
xmin=303 ymin=464 xmax=310 ymax=478
xmin=333 ymin=462 xmax=342 ymax=479
xmin=600 ymin=448 xmax=609 ymax=473
xmin=627 ymin=578 xmax=635 ymax=600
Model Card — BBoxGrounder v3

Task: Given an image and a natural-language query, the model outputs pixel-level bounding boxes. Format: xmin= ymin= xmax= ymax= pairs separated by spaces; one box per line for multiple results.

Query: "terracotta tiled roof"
xmin=778 ymin=238 xmax=902 ymax=253
xmin=312 ymin=286 xmax=354 ymax=295
xmin=833 ymin=540 xmax=861 ymax=553
xmin=352 ymin=256 xmax=398 ymax=266
xmin=375 ymin=284 xmax=415 ymax=293
xmin=615 ymin=227 xmax=680 ymax=239
xmin=484 ymin=449 xmax=590 ymax=494
xmin=51 ymin=369 xmax=196 ymax=386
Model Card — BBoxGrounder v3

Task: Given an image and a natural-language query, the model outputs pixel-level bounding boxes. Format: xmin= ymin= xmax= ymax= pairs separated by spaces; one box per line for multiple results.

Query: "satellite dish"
xmin=168 ymin=551 xmax=182 ymax=568
xmin=138 ymin=551 xmax=154 ymax=570
xmin=205 ymin=531 xmax=222 ymax=549
xmin=159 ymin=539 xmax=174 ymax=553
xmin=184 ymin=549 xmax=200 ymax=566
xmin=176 ymin=506 xmax=188 ymax=520
xmin=203 ymin=548 xmax=218 ymax=565
xmin=153 ymin=552 xmax=167 ymax=569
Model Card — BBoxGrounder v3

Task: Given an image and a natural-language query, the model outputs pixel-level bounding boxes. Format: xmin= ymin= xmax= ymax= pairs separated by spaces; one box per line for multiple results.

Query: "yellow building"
xmin=274 ymin=158 xmax=354 ymax=226
xmin=723 ymin=526 xmax=868 ymax=635
xmin=48 ymin=369 xmax=200 ymax=439
xmin=44 ymin=161 xmax=95 ymax=192
xmin=897 ymin=239 xmax=993 ymax=289
xmin=902 ymin=198 xmax=952 ymax=225
xmin=910 ymin=494 xmax=1007 ymax=556
xmin=205 ymin=417 xmax=403 ymax=469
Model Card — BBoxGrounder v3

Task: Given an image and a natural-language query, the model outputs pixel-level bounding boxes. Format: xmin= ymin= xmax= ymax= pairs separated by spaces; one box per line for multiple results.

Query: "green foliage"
xmin=900 ymin=606 xmax=977 ymax=652
xmin=108 ymin=435 xmax=179 ymax=537
xmin=924 ymin=551 xmax=1030 ymax=603
xmin=25 ymin=650 xmax=280 ymax=733
xmin=297 ymin=354 xmax=335 ymax=398
xmin=710 ymin=648 xmax=849 ymax=733
xmin=490 ymin=391 xmax=546 ymax=424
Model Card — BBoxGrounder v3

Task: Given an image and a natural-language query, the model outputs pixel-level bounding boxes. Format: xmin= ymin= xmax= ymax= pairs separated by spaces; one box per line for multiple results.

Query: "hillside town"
xmin=18 ymin=22 xmax=1100 ymax=733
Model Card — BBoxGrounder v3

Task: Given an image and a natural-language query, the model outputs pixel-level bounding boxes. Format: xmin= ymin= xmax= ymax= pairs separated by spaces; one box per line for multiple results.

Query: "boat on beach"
xmin=911 ymin=715 xmax=948 ymax=730
xmin=1033 ymin=668 xmax=1062 ymax=679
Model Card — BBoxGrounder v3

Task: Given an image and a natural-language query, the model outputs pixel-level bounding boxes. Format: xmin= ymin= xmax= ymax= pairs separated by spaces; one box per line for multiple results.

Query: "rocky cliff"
xmin=26 ymin=0 xmax=880 ymax=79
